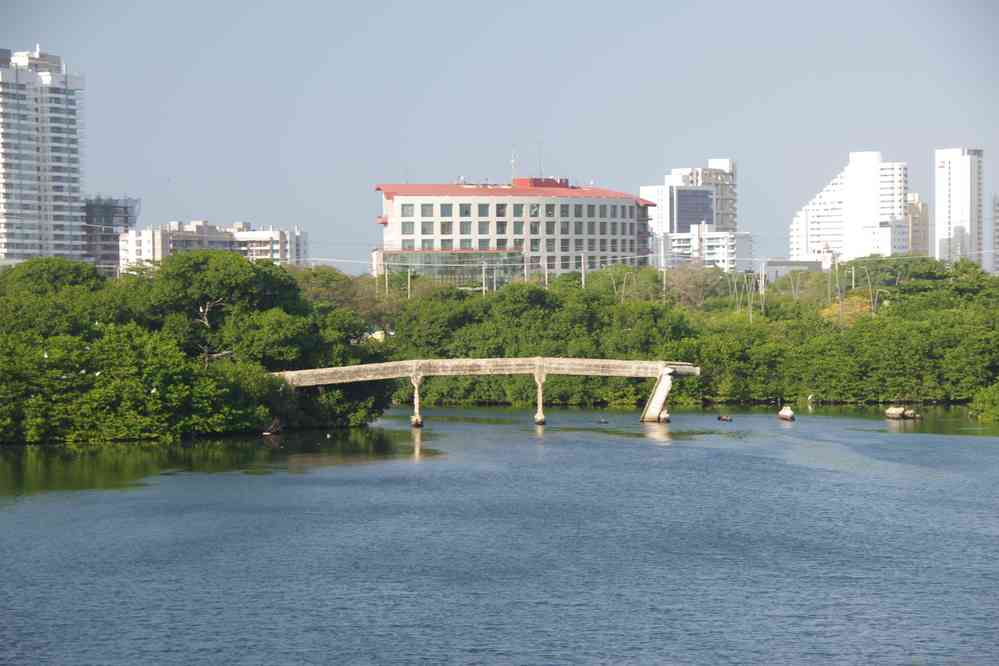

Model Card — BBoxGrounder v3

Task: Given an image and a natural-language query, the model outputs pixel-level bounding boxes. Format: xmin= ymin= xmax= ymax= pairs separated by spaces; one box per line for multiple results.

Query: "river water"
xmin=2 ymin=406 xmax=999 ymax=664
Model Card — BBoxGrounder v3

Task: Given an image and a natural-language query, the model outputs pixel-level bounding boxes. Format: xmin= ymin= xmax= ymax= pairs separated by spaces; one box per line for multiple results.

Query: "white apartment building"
xmin=640 ymin=158 xmax=737 ymax=268
xmin=789 ymin=151 xmax=908 ymax=265
xmin=933 ymin=147 xmax=984 ymax=267
xmin=666 ymin=222 xmax=753 ymax=273
xmin=0 ymin=46 xmax=85 ymax=261
xmin=904 ymin=192 xmax=930 ymax=257
xmin=993 ymin=194 xmax=999 ymax=273
xmin=119 ymin=220 xmax=308 ymax=272
xmin=371 ymin=178 xmax=653 ymax=283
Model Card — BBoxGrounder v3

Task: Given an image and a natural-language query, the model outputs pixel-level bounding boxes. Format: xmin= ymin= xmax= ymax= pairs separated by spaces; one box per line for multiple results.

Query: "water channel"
xmin=2 ymin=406 xmax=998 ymax=664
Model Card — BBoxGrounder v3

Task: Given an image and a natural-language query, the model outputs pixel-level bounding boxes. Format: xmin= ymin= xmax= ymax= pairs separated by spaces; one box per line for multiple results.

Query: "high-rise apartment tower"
xmin=933 ymin=148 xmax=984 ymax=267
xmin=0 ymin=46 xmax=85 ymax=262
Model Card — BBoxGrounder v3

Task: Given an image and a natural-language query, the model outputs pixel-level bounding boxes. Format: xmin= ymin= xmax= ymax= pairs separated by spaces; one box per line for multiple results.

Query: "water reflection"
xmin=641 ymin=422 xmax=672 ymax=444
xmin=0 ymin=428 xmax=439 ymax=499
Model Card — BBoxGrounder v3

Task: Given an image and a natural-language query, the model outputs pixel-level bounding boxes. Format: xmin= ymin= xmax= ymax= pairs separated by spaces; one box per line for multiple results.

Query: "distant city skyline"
xmin=2 ymin=0 xmax=996 ymax=271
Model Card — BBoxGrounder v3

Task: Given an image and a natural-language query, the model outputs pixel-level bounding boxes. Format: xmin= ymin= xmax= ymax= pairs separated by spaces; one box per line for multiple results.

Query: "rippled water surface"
xmin=2 ymin=406 xmax=999 ymax=664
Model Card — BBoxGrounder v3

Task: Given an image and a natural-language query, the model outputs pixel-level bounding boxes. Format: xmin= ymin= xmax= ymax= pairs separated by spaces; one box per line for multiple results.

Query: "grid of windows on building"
xmin=373 ymin=178 xmax=654 ymax=283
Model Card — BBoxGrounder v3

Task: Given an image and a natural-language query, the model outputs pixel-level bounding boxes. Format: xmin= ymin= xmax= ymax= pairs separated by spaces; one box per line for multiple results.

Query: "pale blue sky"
xmin=4 ymin=0 xmax=997 ymax=269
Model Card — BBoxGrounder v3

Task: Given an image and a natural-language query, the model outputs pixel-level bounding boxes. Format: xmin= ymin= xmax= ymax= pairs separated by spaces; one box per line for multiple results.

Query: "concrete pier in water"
xmin=276 ymin=357 xmax=700 ymax=426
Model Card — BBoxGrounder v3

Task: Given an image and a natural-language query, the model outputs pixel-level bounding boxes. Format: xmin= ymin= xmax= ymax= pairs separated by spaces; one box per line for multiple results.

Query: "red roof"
xmin=376 ymin=183 xmax=655 ymax=206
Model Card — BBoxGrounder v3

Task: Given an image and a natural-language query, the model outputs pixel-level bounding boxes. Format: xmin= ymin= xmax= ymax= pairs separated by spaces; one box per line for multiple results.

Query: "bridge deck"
xmin=277 ymin=357 xmax=700 ymax=387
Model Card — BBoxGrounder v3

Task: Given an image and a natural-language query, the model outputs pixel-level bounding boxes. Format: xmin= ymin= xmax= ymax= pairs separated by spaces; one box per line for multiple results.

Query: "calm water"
xmin=2 ymin=406 xmax=999 ymax=664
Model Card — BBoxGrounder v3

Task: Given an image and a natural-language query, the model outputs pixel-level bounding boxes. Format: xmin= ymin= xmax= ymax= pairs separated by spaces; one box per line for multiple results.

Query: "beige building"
xmin=119 ymin=220 xmax=308 ymax=272
xmin=904 ymin=192 xmax=930 ymax=256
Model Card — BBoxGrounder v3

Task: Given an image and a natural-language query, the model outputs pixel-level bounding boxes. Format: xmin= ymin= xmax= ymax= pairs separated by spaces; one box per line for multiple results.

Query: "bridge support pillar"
xmin=534 ymin=371 xmax=546 ymax=425
xmin=640 ymin=368 xmax=673 ymax=423
xmin=410 ymin=374 xmax=423 ymax=428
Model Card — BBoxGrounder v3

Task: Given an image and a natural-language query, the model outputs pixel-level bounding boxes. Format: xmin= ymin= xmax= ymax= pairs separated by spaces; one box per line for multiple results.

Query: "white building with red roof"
xmin=372 ymin=177 xmax=654 ymax=285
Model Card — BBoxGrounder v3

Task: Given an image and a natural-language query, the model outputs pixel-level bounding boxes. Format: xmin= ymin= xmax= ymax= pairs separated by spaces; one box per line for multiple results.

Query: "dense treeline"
xmin=0 ymin=253 xmax=391 ymax=445
xmin=6 ymin=252 xmax=999 ymax=445
xmin=300 ymin=257 xmax=999 ymax=411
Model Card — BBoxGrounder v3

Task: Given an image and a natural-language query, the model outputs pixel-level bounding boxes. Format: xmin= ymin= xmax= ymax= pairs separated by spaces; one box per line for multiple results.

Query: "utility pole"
xmin=523 ymin=254 xmax=528 ymax=281
xmin=384 ymin=262 xmax=389 ymax=297
xmin=481 ymin=262 xmax=487 ymax=295
xmin=492 ymin=264 xmax=497 ymax=292
xmin=581 ymin=256 xmax=587 ymax=288
xmin=407 ymin=268 xmax=412 ymax=300
xmin=543 ymin=258 xmax=549 ymax=289
xmin=851 ymin=265 xmax=856 ymax=290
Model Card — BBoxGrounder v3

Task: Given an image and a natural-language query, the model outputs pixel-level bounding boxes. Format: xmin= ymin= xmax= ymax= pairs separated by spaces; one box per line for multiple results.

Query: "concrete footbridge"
xmin=276 ymin=357 xmax=700 ymax=427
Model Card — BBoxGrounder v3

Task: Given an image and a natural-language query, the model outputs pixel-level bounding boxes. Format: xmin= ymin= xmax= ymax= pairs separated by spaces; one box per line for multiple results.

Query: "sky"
xmin=4 ymin=0 xmax=997 ymax=271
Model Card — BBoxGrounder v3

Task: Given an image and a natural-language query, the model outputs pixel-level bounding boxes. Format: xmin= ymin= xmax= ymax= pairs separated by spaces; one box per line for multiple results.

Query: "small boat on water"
xmin=717 ymin=415 xmax=733 ymax=422
xmin=778 ymin=406 xmax=796 ymax=421
xmin=597 ymin=418 xmax=609 ymax=424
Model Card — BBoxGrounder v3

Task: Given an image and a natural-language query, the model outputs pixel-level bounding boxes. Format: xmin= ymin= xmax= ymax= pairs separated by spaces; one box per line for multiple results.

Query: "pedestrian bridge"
xmin=276 ymin=357 xmax=700 ymax=427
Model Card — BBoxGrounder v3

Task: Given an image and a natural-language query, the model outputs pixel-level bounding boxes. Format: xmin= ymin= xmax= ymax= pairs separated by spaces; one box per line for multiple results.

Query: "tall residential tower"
xmin=933 ymin=148 xmax=984 ymax=267
xmin=789 ymin=151 xmax=908 ymax=265
xmin=0 ymin=46 xmax=85 ymax=263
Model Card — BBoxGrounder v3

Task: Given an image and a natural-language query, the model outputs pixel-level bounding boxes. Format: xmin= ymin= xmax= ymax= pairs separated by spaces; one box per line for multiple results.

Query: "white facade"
xmin=119 ymin=220 xmax=308 ymax=272
xmin=373 ymin=178 xmax=653 ymax=278
xmin=641 ymin=158 xmax=737 ymax=269
xmin=0 ymin=46 xmax=85 ymax=261
xmin=789 ymin=151 xmax=908 ymax=264
xmin=666 ymin=222 xmax=753 ymax=273
xmin=933 ymin=147 xmax=984 ymax=267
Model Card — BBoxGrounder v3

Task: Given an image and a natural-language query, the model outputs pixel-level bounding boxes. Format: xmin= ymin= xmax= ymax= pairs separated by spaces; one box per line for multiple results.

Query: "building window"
xmin=421 ymin=204 xmax=434 ymax=217
xmin=440 ymin=204 xmax=453 ymax=217
xmin=560 ymin=204 xmax=570 ymax=217
xmin=610 ymin=239 xmax=618 ymax=252
xmin=458 ymin=239 xmax=471 ymax=249
xmin=560 ymin=221 xmax=570 ymax=235
xmin=587 ymin=204 xmax=596 ymax=218
xmin=560 ymin=239 xmax=570 ymax=252
xmin=496 ymin=238 xmax=508 ymax=249
xmin=611 ymin=222 xmax=618 ymax=235
xmin=401 ymin=204 xmax=414 ymax=217
xmin=561 ymin=255 xmax=570 ymax=269
xmin=402 ymin=239 xmax=415 ymax=249
xmin=574 ymin=204 xmax=583 ymax=217
xmin=514 ymin=238 xmax=524 ymax=250
xmin=460 ymin=221 xmax=472 ymax=235
xmin=599 ymin=204 xmax=607 ymax=218
xmin=530 ymin=221 xmax=540 ymax=235
xmin=478 ymin=221 xmax=490 ymax=235
xmin=497 ymin=221 xmax=507 ymax=234
xmin=587 ymin=221 xmax=595 ymax=235
xmin=530 ymin=239 xmax=540 ymax=252
xmin=422 ymin=239 xmax=434 ymax=250
xmin=460 ymin=204 xmax=472 ymax=217
xmin=478 ymin=203 xmax=490 ymax=217
xmin=545 ymin=221 xmax=556 ymax=235
xmin=574 ymin=221 xmax=583 ymax=235
xmin=600 ymin=239 xmax=607 ymax=251
xmin=547 ymin=256 xmax=556 ymax=270
xmin=402 ymin=221 xmax=414 ymax=235
xmin=440 ymin=221 xmax=453 ymax=234
xmin=421 ymin=221 xmax=434 ymax=235
xmin=496 ymin=203 xmax=507 ymax=217
xmin=545 ymin=203 xmax=556 ymax=217
xmin=545 ymin=239 xmax=555 ymax=252
xmin=574 ymin=238 xmax=583 ymax=251
xmin=588 ymin=239 xmax=596 ymax=251
xmin=588 ymin=256 xmax=596 ymax=269
xmin=529 ymin=203 xmax=540 ymax=217
xmin=441 ymin=239 xmax=453 ymax=250
xmin=478 ymin=238 xmax=490 ymax=250
xmin=599 ymin=222 xmax=607 ymax=235
xmin=513 ymin=203 xmax=524 ymax=218
xmin=513 ymin=221 xmax=524 ymax=234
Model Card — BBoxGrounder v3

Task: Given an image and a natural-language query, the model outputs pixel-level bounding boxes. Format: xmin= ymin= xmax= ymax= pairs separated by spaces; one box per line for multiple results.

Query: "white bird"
xmin=43 ymin=351 xmax=48 ymax=359
xmin=94 ymin=371 xmax=101 ymax=377
xmin=150 ymin=388 xmax=157 ymax=394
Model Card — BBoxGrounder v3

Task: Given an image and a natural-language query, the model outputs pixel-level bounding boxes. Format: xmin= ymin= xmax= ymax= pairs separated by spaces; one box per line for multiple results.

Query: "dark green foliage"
xmin=0 ymin=253 xmax=391 ymax=445
xmin=382 ymin=258 xmax=999 ymax=411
